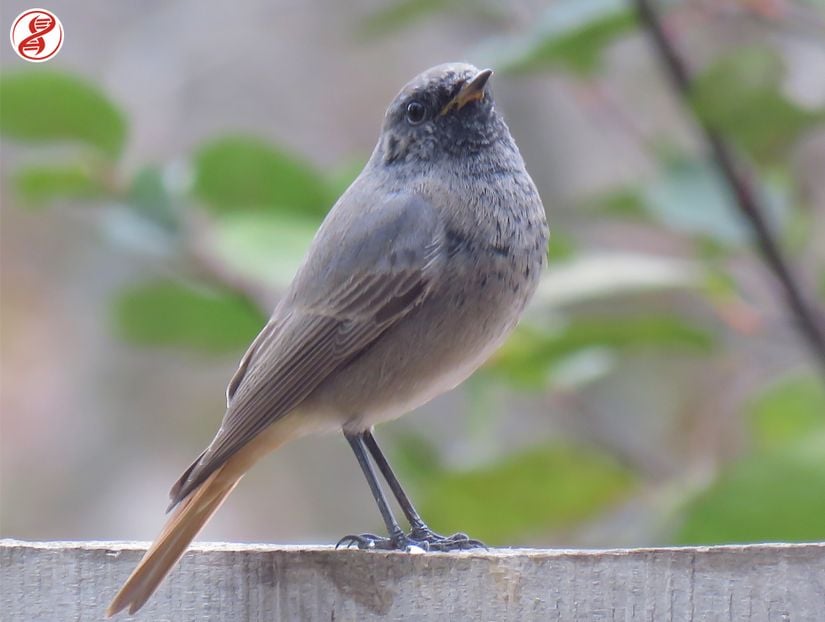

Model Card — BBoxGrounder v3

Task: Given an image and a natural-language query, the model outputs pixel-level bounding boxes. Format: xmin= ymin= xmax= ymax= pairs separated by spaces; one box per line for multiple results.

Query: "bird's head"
xmin=377 ymin=63 xmax=505 ymax=165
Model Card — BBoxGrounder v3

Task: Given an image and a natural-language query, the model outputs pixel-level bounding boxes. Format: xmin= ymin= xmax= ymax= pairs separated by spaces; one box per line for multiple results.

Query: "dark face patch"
xmin=380 ymin=65 xmax=504 ymax=164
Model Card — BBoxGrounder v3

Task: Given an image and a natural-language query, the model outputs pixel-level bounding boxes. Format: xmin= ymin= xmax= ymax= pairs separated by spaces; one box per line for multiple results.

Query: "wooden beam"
xmin=2 ymin=540 xmax=824 ymax=620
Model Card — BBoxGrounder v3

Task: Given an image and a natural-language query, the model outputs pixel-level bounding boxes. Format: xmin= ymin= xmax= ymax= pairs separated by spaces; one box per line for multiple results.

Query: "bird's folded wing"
xmin=169 ymin=193 xmax=445 ymax=506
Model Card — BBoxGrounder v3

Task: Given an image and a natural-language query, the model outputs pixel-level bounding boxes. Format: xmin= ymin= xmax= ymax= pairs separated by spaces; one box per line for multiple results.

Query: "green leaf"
xmin=490 ymin=315 xmax=714 ymax=388
xmin=0 ymin=71 xmax=126 ymax=157
xmin=193 ymin=136 xmax=330 ymax=217
xmin=13 ymin=164 xmax=105 ymax=204
xmin=420 ymin=444 xmax=635 ymax=543
xmin=676 ymin=433 xmax=825 ymax=544
xmin=127 ymin=166 xmax=178 ymax=232
xmin=112 ymin=279 xmax=265 ymax=354
xmin=489 ymin=0 xmax=637 ymax=76
xmin=748 ymin=374 xmax=825 ymax=451
xmin=208 ymin=212 xmax=318 ymax=290
xmin=642 ymin=158 xmax=789 ymax=245
xmin=691 ymin=47 xmax=825 ymax=164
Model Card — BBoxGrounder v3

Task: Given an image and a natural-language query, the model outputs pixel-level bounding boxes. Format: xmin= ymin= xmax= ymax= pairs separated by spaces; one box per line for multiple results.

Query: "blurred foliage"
xmin=3 ymin=0 xmax=825 ymax=548
xmin=546 ymin=230 xmax=577 ymax=261
xmin=748 ymin=374 xmax=825 ymax=452
xmin=589 ymin=158 xmax=790 ymax=245
xmin=494 ymin=0 xmax=637 ymax=75
xmin=128 ymin=166 xmax=179 ymax=232
xmin=113 ymin=279 xmax=265 ymax=353
xmin=678 ymin=375 xmax=825 ymax=543
xmin=677 ymin=433 xmax=825 ymax=544
xmin=325 ymin=157 xmax=369 ymax=200
xmin=210 ymin=213 xmax=318 ymax=290
xmin=490 ymin=316 xmax=714 ymax=389
xmin=13 ymin=164 xmax=106 ymax=205
xmin=529 ymin=253 xmax=701 ymax=310
xmin=0 ymin=71 xmax=126 ymax=157
xmin=690 ymin=46 xmax=825 ymax=165
xmin=643 ymin=158 xmax=791 ymax=244
xmin=360 ymin=0 xmax=505 ymax=37
xmin=588 ymin=187 xmax=649 ymax=220
xmin=420 ymin=443 xmax=635 ymax=543
xmin=193 ymin=136 xmax=331 ymax=218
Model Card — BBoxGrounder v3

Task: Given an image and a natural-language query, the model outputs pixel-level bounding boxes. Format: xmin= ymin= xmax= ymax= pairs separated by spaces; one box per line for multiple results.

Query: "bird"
xmin=107 ymin=62 xmax=549 ymax=616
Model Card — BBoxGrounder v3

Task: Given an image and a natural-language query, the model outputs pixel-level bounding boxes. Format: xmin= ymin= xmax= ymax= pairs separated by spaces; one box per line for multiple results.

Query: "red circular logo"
xmin=9 ymin=8 xmax=63 ymax=62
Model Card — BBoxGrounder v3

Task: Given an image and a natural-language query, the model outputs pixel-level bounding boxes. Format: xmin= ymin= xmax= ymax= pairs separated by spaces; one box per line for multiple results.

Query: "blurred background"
xmin=2 ymin=0 xmax=825 ymax=548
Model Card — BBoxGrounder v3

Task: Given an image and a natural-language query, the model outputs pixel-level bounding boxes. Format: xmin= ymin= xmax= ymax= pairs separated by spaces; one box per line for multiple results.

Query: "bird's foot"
xmin=409 ymin=526 xmax=487 ymax=551
xmin=336 ymin=532 xmax=420 ymax=551
xmin=336 ymin=528 xmax=486 ymax=552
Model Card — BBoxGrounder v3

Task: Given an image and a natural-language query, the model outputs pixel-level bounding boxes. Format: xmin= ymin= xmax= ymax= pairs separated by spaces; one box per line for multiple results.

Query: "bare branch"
xmin=633 ymin=0 xmax=825 ymax=379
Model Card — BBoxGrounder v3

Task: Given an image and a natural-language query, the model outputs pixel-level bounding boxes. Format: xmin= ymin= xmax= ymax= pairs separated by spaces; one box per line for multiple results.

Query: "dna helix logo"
xmin=10 ymin=8 xmax=63 ymax=62
xmin=20 ymin=13 xmax=55 ymax=56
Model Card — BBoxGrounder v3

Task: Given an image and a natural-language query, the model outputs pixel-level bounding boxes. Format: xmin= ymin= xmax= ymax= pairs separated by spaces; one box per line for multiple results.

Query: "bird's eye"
xmin=405 ymin=101 xmax=427 ymax=125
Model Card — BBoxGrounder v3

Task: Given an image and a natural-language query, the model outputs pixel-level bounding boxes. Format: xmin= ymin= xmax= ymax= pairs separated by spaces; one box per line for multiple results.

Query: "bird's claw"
xmin=336 ymin=533 xmax=393 ymax=550
xmin=336 ymin=528 xmax=486 ymax=552
xmin=335 ymin=531 xmax=428 ymax=551
xmin=409 ymin=527 xmax=487 ymax=551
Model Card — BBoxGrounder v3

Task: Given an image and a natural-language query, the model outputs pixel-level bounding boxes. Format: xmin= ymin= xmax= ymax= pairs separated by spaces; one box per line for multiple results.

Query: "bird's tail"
xmin=106 ymin=414 xmax=306 ymax=617
xmin=106 ymin=462 xmax=240 ymax=616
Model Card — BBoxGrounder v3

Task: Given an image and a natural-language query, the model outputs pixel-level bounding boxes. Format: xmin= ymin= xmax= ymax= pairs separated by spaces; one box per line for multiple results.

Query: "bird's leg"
xmin=337 ymin=431 xmax=410 ymax=551
xmin=362 ymin=429 xmax=486 ymax=551
xmin=361 ymin=429 xmax=428 ymax=532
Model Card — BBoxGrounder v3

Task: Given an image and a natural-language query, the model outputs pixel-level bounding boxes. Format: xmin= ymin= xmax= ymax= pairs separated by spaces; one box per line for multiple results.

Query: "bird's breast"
xmin=308 ymin=194 xmax=547 ymax=431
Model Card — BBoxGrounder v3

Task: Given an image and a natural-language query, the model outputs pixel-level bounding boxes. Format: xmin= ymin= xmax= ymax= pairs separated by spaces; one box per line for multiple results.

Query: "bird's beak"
xmin=440 ymin=69 xmax=493 ymax=116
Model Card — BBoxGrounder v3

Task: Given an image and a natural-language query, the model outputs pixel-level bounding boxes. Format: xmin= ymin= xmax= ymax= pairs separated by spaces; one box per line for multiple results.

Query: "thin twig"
xmin=633 ymin=0 xmax=825 ymax=378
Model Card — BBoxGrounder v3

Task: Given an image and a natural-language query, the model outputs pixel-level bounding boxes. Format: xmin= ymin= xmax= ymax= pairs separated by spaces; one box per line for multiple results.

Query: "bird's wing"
xmin=169 ymin=193 xmax=445 ymax=506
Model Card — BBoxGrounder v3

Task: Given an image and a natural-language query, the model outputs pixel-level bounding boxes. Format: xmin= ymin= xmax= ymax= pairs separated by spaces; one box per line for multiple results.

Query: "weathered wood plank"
xmin=2 ymin=539 xmax=824 ymax=621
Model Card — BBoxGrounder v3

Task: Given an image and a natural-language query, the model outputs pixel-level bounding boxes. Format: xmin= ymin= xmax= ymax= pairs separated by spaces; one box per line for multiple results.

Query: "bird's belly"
xmin=306 ymin=256 xmax=540 ymax=431
xmin=352 ymin=324 xmax=507 ymax=428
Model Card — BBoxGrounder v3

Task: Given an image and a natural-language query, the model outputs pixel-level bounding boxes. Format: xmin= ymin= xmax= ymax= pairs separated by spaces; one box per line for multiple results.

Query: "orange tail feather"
xmin=106 ymin=464 xmax=240 ymax=616
xmin=107 ymin=416 xmax=304 ymax=616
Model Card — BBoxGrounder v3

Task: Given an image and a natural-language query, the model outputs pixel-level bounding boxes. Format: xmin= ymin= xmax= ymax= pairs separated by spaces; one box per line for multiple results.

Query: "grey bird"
xmin=107 ymin=62 xmax=549 ymax=616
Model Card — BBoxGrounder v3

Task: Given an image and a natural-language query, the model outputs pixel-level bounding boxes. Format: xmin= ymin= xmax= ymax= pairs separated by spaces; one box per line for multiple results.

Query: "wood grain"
xmin=2 ymin=540 xmax=824 ymax=621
